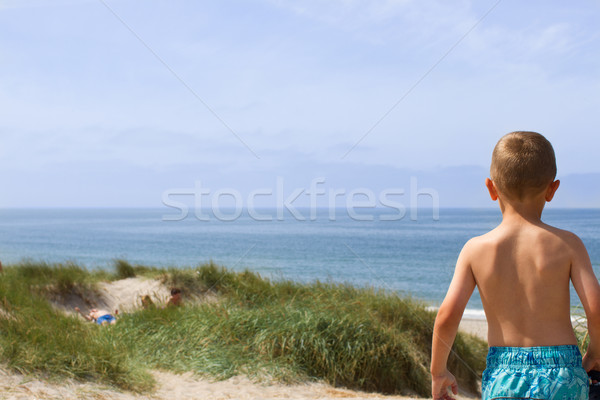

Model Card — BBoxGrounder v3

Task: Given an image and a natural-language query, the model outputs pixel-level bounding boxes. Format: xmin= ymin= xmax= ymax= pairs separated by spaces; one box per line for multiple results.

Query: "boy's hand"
xmin=431 ymin=369 xmax=458 ymax=400
xmin=583 ymin=351 xmax=600 ymax=373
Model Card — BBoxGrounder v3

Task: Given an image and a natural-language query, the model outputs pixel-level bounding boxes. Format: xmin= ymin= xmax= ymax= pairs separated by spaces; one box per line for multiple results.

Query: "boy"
xmin=431 ymin=131 xmax=600 ymax=400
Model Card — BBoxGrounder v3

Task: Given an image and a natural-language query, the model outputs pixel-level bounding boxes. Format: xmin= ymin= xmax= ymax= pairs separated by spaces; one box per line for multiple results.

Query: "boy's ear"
xmin=545 ymin=180 xmax=560 ymax=202
xmin=485 ymin=178 xmax=498 ymax=201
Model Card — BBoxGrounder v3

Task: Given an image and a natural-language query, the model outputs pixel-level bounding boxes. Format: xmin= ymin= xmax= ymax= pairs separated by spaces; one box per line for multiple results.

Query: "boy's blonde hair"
xmin=490 ymin=131 xmax=557 ymax=200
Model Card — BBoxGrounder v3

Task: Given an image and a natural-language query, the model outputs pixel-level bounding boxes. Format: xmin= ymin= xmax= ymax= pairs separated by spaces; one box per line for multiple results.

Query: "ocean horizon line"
xmin=1 ymin=206 xmax=598 ymax=210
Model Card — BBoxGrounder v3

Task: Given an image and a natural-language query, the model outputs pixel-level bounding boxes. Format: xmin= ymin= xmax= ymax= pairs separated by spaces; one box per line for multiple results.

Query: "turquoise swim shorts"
xmin=482 ymin=345 xmax=588 ymax=400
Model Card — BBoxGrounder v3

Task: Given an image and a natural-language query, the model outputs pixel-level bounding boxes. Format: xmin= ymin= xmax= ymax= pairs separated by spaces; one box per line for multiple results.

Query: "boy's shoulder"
xmin=535 ymin=222 xmax=585 ymax=252
xmin=462 ymin=227 xmax=503 ymax=248
xmin=543 ymin=224 xmax=588 ymax=254
xmin=457 ymin=231 xmax=498 ymax=261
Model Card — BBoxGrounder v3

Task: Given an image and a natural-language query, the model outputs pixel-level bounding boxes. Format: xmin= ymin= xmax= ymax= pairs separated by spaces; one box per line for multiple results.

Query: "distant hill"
xmin=2 ymin=160 xmax=598 ymax=208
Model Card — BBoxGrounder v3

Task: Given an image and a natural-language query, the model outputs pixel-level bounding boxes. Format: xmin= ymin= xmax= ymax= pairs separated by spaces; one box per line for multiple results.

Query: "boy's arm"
xmin=431 ymin=240 xmax=477 ymax=399
xmin=569 ymin=234 xmax=600 ymax=371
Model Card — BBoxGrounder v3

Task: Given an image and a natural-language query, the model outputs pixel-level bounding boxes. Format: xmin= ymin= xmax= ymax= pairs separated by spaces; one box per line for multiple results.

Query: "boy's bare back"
xmin=466 ymin=218 xmax=591 ymax=347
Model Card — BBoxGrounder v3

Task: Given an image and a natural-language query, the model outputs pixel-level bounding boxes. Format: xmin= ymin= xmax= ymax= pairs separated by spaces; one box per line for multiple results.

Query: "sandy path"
xmin=0 ymin=368 xmax=479 ymax=400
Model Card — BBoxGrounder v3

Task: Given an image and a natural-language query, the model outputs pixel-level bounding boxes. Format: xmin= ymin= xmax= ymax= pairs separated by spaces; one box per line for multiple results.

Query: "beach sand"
xmin=0 ymin=278 xmax=487 ymax=400
xmin=0 ymin=367 xmax=484 ymax=400
xmin=459 ymin=318 xmax=488 ymax=342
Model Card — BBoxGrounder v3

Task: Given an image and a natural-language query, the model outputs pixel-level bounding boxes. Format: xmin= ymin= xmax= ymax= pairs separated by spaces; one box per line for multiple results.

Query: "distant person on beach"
xmin=75 ymin=307 xmax=118 ymax=325
xmin=166 ymin=288 xmax=182 ymax=307
xmin=431 ymin=131 xmax=600 ymax=400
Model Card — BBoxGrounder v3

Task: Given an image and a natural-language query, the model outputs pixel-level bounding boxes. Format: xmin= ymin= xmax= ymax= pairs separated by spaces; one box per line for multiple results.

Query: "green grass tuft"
xmin=114 ymin=259 xmax=136 ymax=279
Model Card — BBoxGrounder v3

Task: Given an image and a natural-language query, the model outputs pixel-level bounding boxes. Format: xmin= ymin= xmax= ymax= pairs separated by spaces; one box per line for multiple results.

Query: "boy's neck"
xmin=498 ymin=195 xmax=546 ymax=224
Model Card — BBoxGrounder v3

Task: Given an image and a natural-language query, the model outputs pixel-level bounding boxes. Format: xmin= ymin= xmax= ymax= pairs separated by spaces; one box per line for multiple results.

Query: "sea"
xmin=1 ymin=207 xmax=599 ymax=315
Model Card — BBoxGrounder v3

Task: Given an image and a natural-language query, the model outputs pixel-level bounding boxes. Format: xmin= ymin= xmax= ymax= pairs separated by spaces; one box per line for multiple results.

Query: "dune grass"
xmin=0 ymin=261 xmax=487 ymax=396
xmin=572 ymin=307 xmax=591 ymax=354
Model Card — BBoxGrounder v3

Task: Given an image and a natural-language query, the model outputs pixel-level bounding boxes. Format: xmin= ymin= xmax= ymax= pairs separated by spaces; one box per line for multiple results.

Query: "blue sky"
xmin=1 ymin=0 xmax=599 ymax=207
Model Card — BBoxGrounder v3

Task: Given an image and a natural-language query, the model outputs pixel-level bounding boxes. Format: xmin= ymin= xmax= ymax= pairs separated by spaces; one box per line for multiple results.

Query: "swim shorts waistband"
xmin=486 ymin=345 xmax=582 ymax=368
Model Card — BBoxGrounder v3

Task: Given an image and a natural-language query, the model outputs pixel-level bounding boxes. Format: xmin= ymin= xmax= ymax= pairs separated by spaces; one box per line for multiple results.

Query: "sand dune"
xmin=48 ymin=276 xmax=172 ymax=317
xmin=1 ymin=277 xmax=484 ymax=400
